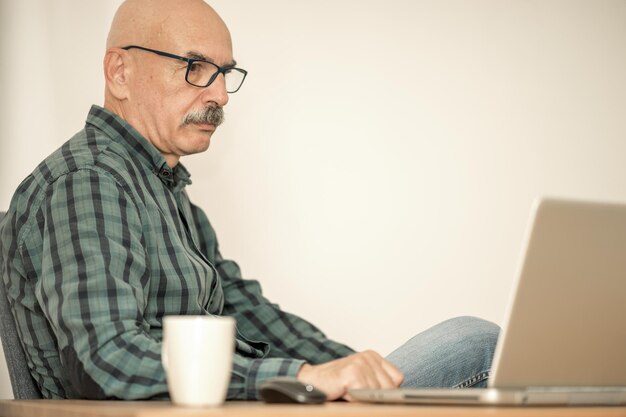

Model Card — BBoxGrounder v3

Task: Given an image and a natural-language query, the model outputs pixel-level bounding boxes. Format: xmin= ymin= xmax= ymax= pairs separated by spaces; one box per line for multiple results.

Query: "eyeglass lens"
xmin=187 ymin=61 xmax=245 ymax=93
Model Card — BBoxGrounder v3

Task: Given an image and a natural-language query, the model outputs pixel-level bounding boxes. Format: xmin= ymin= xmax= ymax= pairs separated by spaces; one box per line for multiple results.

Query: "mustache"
xmin=182 ymin=105 xmax=224 ymax=127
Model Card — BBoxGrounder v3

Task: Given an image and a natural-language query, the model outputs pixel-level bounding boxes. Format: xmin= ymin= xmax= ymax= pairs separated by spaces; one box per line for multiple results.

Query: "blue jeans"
xmin=385 ymin=316 xmax=500 ymax=389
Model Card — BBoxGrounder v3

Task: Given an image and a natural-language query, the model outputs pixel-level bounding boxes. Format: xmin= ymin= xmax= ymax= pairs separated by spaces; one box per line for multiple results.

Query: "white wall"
xmin=1 ymin=0 xmax=625 ymax=398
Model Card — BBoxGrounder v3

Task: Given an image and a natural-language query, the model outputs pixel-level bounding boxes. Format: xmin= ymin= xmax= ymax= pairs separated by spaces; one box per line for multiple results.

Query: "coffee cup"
xmin=162 ymin=315 xmax=235 ymax=407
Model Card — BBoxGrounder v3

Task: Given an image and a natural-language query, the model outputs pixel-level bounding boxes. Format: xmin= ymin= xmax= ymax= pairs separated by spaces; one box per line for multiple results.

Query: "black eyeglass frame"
xmin=122 ymin=45 xmax=247 ymax=93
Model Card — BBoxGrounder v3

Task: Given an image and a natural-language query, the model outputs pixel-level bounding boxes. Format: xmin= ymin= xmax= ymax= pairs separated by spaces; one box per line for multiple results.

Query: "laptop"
xmin=350 ymin=197 xmax=626 ymax=406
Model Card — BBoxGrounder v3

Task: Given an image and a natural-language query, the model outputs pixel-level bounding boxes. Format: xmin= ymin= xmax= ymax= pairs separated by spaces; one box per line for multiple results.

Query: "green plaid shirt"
xmin=0 ymin=105 xmax=354 ymax=400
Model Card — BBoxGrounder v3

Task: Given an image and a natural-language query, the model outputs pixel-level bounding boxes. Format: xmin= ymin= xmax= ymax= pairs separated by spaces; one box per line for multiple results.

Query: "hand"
xmin=296 ymin=350 xmax=404 ymax=401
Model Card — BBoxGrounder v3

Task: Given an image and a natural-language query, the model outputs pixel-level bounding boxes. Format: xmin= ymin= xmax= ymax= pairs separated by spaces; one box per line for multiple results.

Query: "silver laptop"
xmin=350 ymin=197 xmax=626 ymax=406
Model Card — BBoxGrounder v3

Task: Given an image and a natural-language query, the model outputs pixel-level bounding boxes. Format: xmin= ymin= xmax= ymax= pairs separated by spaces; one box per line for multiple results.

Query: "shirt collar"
xmin=85 ymin=105 xmax=192 ymax=189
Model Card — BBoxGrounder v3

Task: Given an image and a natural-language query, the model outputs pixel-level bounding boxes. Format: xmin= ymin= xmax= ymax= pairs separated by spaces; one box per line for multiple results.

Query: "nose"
xmin=199 ymin=73 xmax=229 ymax=107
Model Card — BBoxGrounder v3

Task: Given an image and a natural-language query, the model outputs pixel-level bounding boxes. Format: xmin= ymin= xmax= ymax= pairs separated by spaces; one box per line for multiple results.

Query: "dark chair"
xmin=0 ymin=211 xmax=42 ymax=398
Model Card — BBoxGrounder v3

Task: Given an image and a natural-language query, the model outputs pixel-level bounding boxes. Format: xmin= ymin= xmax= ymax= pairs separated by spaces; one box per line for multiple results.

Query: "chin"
xmin=175 ymin=128 xmax=214 ymax=156
xmin=185 ymin=143 xmax=211 ymax=157
xmin=189 ymin=133 xmax=213 ymax=153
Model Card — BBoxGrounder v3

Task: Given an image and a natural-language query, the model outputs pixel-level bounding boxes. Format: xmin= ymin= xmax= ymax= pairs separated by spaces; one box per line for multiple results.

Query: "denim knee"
xmin=386 ymin=316 xmax=500 ymax=389
xmin=441 ymin=316 xmax=500 ymax=356
xmin=443 ymin=316 xmax=500 ymax=343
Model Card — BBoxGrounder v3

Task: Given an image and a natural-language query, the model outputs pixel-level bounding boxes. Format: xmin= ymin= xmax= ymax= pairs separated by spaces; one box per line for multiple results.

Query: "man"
xmin=0 ymin=0 xmax=499 ymax=400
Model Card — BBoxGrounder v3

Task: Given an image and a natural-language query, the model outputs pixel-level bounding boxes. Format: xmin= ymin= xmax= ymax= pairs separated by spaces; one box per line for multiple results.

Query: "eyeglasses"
xmin=122 ymin=45 xmax=247 ymax=93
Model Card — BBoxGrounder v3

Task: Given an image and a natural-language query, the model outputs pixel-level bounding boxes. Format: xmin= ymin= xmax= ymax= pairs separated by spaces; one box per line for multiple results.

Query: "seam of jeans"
xmin=453 ymin=370 xmax=491 ymax=389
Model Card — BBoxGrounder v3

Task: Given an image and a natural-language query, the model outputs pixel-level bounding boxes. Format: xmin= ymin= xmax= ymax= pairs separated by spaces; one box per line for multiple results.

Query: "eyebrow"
xmin=185 ymin=50 xmax=237 ymax=67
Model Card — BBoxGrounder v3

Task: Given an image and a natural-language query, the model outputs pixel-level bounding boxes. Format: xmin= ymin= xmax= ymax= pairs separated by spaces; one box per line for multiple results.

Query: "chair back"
xmin=0 ymin=211 xmax=42 ymax=398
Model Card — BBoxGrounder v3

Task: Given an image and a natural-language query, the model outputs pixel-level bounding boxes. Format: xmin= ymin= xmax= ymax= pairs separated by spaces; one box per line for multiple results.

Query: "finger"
xmin=343 ymin=392 xmax=356 ymax=402
xmin=341 ymin=372 xmax=371 ymax=403
xmin=362 ymin=353 xmax=396 ymax=389
xmin=345 ymin=354 xmax=380 ymax=390
xmin=375 ymin=365 xmax=397 ymax=389
xmin=380 ymin=359 xmax=405 ymax=387
xmin=357 ymin=360 xmax=381 ymax=390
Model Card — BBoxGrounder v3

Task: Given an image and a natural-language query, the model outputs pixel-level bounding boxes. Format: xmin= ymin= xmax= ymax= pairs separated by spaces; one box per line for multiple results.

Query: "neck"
xmin=103 ymin=99 xmax=180 ymax=168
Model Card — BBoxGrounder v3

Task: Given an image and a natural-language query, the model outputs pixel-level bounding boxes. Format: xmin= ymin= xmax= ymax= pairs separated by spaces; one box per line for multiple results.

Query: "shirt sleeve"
xmin=189 ymin=203 xmax=356 ymax=398
xmin=34 ymin=169 xmax=169 ymax=399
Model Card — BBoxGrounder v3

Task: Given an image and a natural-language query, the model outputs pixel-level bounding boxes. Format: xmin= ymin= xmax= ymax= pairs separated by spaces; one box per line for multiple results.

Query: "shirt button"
xmin=161 ymin=170 xmax=171 ymax=177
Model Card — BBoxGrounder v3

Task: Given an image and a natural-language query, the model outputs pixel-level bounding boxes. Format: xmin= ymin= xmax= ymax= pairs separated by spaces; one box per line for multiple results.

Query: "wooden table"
xmin=1 ymin=400 xmax=625 ymax=417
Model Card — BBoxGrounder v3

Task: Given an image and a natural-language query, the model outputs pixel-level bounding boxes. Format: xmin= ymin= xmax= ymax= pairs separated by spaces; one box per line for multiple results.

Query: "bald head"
xmin=107 ymin=0 xmax=231 ymax=52
xmin=103 ymin=0 xmax=236 ymax=167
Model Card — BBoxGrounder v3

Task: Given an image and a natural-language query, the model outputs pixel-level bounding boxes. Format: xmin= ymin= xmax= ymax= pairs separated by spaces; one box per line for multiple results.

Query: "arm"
xmin=188 ymin=203 xmax=355 ymax=364
xmin=188 ymin=203 xmax=403 ymax=401
xmin=215 ymin=250 xmax=404 ymax=401
xmin=34 ymin=169 xmax=167 ymax=399
xmin=217 ymin=253 xmax=356 ymax=361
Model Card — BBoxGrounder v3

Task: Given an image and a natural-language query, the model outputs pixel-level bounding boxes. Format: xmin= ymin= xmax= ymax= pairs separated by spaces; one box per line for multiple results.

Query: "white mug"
xmin=162 ymin=315 xmax=236 ymax=407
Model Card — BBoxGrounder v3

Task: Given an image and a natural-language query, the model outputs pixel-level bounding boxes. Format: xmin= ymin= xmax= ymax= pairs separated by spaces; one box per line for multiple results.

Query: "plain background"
xmin=1 ymin=0 xmax=625 ymax=399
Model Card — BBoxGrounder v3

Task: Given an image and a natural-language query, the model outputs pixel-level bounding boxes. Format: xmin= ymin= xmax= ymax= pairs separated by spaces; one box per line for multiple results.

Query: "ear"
xmin=104 ymin=48 xmax=131 ymax=100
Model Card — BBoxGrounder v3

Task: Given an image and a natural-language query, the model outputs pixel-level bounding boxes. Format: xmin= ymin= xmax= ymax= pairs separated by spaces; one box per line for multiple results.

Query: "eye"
xmin=189 ymin=62 xmax=202 ymax=73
